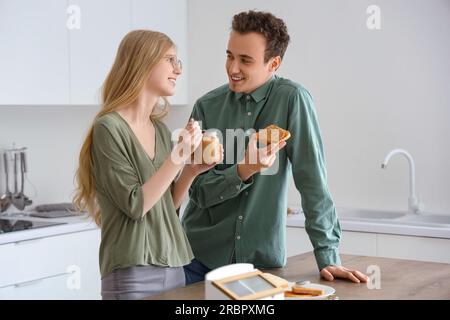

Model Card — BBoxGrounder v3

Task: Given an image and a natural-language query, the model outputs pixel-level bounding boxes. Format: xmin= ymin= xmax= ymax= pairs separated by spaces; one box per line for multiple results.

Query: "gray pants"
xmin=101 ymin=265 xmax=185 ymax=300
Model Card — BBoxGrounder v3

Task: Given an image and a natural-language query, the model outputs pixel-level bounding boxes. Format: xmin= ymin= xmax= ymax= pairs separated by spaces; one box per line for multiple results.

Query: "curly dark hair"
xmin=231 ymin=10 xmax=290 ymax=63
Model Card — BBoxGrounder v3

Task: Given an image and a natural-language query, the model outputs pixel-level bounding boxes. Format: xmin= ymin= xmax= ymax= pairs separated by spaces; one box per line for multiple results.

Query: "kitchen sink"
xmin=335 ymin=207 xmax=450 ymax=228
xmin=0 ymin=217 xmax=66 ymax=233
xmin=396 ymin=214 xmax=450 ymax=227
xmin=336 ymin=207 xmax=406 ymax=220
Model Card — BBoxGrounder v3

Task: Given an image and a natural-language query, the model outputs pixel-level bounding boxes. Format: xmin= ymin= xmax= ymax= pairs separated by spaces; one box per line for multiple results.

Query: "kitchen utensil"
xmin=13 ymin=152 xmax=18 ymax=194
xmin=12 ymin=151 xmax=32 ymax=210
xmin=295 ymin=279 xmax=311 ymax=286
xmin=0 ymin=152 xmax=12 ymax=212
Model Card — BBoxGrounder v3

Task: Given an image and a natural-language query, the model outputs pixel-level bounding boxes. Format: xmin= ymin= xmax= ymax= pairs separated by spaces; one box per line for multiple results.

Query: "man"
xmin=182 ymin=10 xmax=368 ymax=285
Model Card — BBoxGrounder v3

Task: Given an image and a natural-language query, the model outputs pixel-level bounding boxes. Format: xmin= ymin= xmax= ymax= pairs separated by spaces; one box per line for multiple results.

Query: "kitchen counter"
xmin=0 ymin=213 xmax=98 ymax=245
xmin=144 ymin=252 xmax=450 ymax=300
xmin=287 ymin=212 xmax=450 ymax=239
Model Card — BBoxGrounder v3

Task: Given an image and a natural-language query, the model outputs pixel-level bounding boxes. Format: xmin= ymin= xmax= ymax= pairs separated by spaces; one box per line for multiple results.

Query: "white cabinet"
xmin=286 ymin=228 xmax=377 ymax=258
xmin=376 ymin=234 xmax=450 ymax=264
xmin=68 ymin=0 xmax=131 ymax=104
xmin=286 ymin=226 xmax=450 ymax=264
xmin=340 ymin=231 xmax=377 ymax=257
xmin=131 ymin=0 xmax=188 ymax=105
xmin=0 ymin=0 xmax=189 ymax=105
xmin=286 ymin=227 xmax=313 ymax=257
xmin=0 ymin=273 xmax=79 ymax=300
xmin=0 ymin=228 xmax=101 ymax=299
xmin=0 ymin=0 xmax=70 ymax=105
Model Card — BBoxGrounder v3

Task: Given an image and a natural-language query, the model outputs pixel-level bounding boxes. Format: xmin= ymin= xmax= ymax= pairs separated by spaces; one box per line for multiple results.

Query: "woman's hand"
xmin=185 ymin=144 xmax=224 ymax=177
xmin=172 ymin=119 xmax=202 ymax=164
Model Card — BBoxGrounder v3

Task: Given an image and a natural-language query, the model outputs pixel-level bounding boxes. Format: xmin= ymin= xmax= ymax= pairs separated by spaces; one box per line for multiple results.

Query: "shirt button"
xmin=238 ymin=215 xmax=243 ymax=220
xmin=236 ymin=235 xmax=241 ymax=240
xmin=220 ymin=196 xmax=224 ymax=200
xmin=247 ymin=112 xmax=251 ymax=116
xmin=236 ymin=185 xmax=240 ymax=190
xmin=246 ymin=95 xmax=251 ymax=100
xmin=244 ymin=191 xmax=249 ymax=196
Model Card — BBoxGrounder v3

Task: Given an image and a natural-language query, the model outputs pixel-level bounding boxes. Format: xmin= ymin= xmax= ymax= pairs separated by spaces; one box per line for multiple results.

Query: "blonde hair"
xmin=73 ymin=30 xmax=174 ymax=226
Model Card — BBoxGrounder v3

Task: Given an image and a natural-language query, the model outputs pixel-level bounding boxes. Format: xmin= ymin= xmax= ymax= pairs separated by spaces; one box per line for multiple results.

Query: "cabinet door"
xmin=0 ymin=0 xmax=69 ymax=104
xmin=0 ymin=273 xmax=87 ymax=300
xmin=377 ymin=234 xmax=450 ymax=264
xmin=73 ymin=228 xmax=101 ymax=299
xmin=131 ymin=0 xmax=188 ymax=105
xmin=68 ymin=0 xmax=131 ymax=104
xmin=286 ymin=227 xmax=378 ymax=258
xmin=339 ymin=231 xmax=377 ymax=257
xmin=286 ymin=227 xmax=313 ymax=257
xmin=0 ymin=228 xmax=101 ymax=299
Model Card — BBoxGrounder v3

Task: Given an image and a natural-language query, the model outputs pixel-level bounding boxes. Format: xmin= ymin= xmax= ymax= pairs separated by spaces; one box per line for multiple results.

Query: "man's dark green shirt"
xmin=182 ymin=75 xmax=341 ymax=271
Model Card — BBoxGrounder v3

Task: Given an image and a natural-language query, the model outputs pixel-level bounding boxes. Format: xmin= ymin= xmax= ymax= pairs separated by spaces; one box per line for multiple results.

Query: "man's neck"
xmin=242 ymin=74 xmax=275 ymax=94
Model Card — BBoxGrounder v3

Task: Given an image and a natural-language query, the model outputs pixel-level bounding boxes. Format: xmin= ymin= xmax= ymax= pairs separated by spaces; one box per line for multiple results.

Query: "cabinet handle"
xmin=14 ymin=238 xmax=42 ymax=245
xmin=14 ymin=279 xmax=43 ymax=288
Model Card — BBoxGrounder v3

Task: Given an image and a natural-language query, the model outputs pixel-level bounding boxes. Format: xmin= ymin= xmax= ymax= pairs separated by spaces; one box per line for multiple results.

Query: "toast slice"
xmin=291 ymin=285 xmax=325 ymax=296
xmin=256 ymin=125 xmax=291 ymax=145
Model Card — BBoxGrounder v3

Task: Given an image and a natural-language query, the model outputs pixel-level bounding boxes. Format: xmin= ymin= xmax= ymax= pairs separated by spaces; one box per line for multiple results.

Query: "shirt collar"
xmin=234 ymin=75 xmax=276 ymax=103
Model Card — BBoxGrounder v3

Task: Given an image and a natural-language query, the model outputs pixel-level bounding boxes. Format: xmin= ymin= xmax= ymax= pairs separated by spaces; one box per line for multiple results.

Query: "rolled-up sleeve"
xmin=92 ymin=122 xmax=144 ymax=221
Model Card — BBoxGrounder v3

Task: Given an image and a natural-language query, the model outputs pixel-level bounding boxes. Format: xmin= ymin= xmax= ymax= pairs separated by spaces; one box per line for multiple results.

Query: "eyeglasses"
xmin=164 ymin=55 xmax=182 ymax=70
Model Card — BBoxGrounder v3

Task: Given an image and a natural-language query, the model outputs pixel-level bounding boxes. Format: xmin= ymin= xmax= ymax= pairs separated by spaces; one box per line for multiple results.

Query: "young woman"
xmin=74 ymin=30 xmax=222 ymax=300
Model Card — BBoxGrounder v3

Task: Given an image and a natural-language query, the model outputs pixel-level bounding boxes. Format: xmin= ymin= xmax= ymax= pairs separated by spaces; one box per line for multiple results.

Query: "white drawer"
xmin=0 ymin=273 xmax=86 ymax=300
xmin=0 ymin=230 xmax=97 ymax=288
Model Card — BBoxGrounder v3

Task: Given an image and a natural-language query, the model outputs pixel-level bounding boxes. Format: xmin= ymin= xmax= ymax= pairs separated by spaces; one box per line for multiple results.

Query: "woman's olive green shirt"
xmin=92 ymin=112 xmax=194 ymax=278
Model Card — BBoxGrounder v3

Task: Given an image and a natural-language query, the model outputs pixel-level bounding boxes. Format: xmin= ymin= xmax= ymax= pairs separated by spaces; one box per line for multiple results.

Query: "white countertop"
xmin=0 ymin=213 xmax=99 ymax=245
xmin=287 ymin=212 xmax=450 ymax=239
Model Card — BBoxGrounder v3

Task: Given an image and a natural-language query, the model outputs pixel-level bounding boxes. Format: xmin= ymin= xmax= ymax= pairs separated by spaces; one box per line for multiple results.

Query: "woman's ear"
xmin=268 ymin=56 xmax=281 ymax=72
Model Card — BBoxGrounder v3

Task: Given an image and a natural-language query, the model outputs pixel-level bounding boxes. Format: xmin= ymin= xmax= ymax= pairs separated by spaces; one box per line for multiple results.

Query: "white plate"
xmin=284 ymin=282 xmax=336 ymax=300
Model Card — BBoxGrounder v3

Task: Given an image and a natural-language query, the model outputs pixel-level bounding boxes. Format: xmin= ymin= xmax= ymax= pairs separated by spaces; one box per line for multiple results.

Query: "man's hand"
xmin=237 ymin=133 xmax=287 ymax=181
xmin=320 ymin=265 xmax=369 ymax=283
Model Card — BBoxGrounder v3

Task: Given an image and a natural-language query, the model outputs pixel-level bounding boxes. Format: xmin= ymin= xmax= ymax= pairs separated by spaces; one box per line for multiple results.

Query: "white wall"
xmin=0 ymin=106 xmax=98 ymax=207
xmin=184 ymin=0 xmax=450 ymax=214
xmin=0 ymin=0 xmax=449 ymax=215
xmin=0 ymin=105 xmax=188 ymax=209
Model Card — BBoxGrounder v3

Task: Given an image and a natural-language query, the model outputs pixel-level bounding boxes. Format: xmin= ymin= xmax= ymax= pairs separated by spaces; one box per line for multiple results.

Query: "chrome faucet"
xmin=381 ymin=149 xmax=423 ymax=214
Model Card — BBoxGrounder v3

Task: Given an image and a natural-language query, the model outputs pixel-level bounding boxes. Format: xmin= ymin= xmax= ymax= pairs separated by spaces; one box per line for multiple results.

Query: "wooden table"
xmin=145 ymin=252 xmax=450 ymax=300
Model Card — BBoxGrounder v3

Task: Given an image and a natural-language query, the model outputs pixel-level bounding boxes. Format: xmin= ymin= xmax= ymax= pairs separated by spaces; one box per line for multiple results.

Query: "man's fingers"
xmin=327 ymin=266 xmax=360 ymax=283
xmin=320 ymin=268 xmax=334 ymax=281
xmin=338 ymin=269 xmax=360 ymax=283
xmin=267 ymin=154 xmax=276 ymax=167
xmin=249 ymin=133 xmax=258 ymax=148
xmin=322 ymin=266 xmax=367 ymax=283
xmin=267 ymin=140 xmax=286 ymax=155
xmin=348 ymin=272 xmax=361 ymax=283
xmin=353 ymin=270 xmax=369 ymax=283
xmin=218 ymin=144 xmax=224 ymax=162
